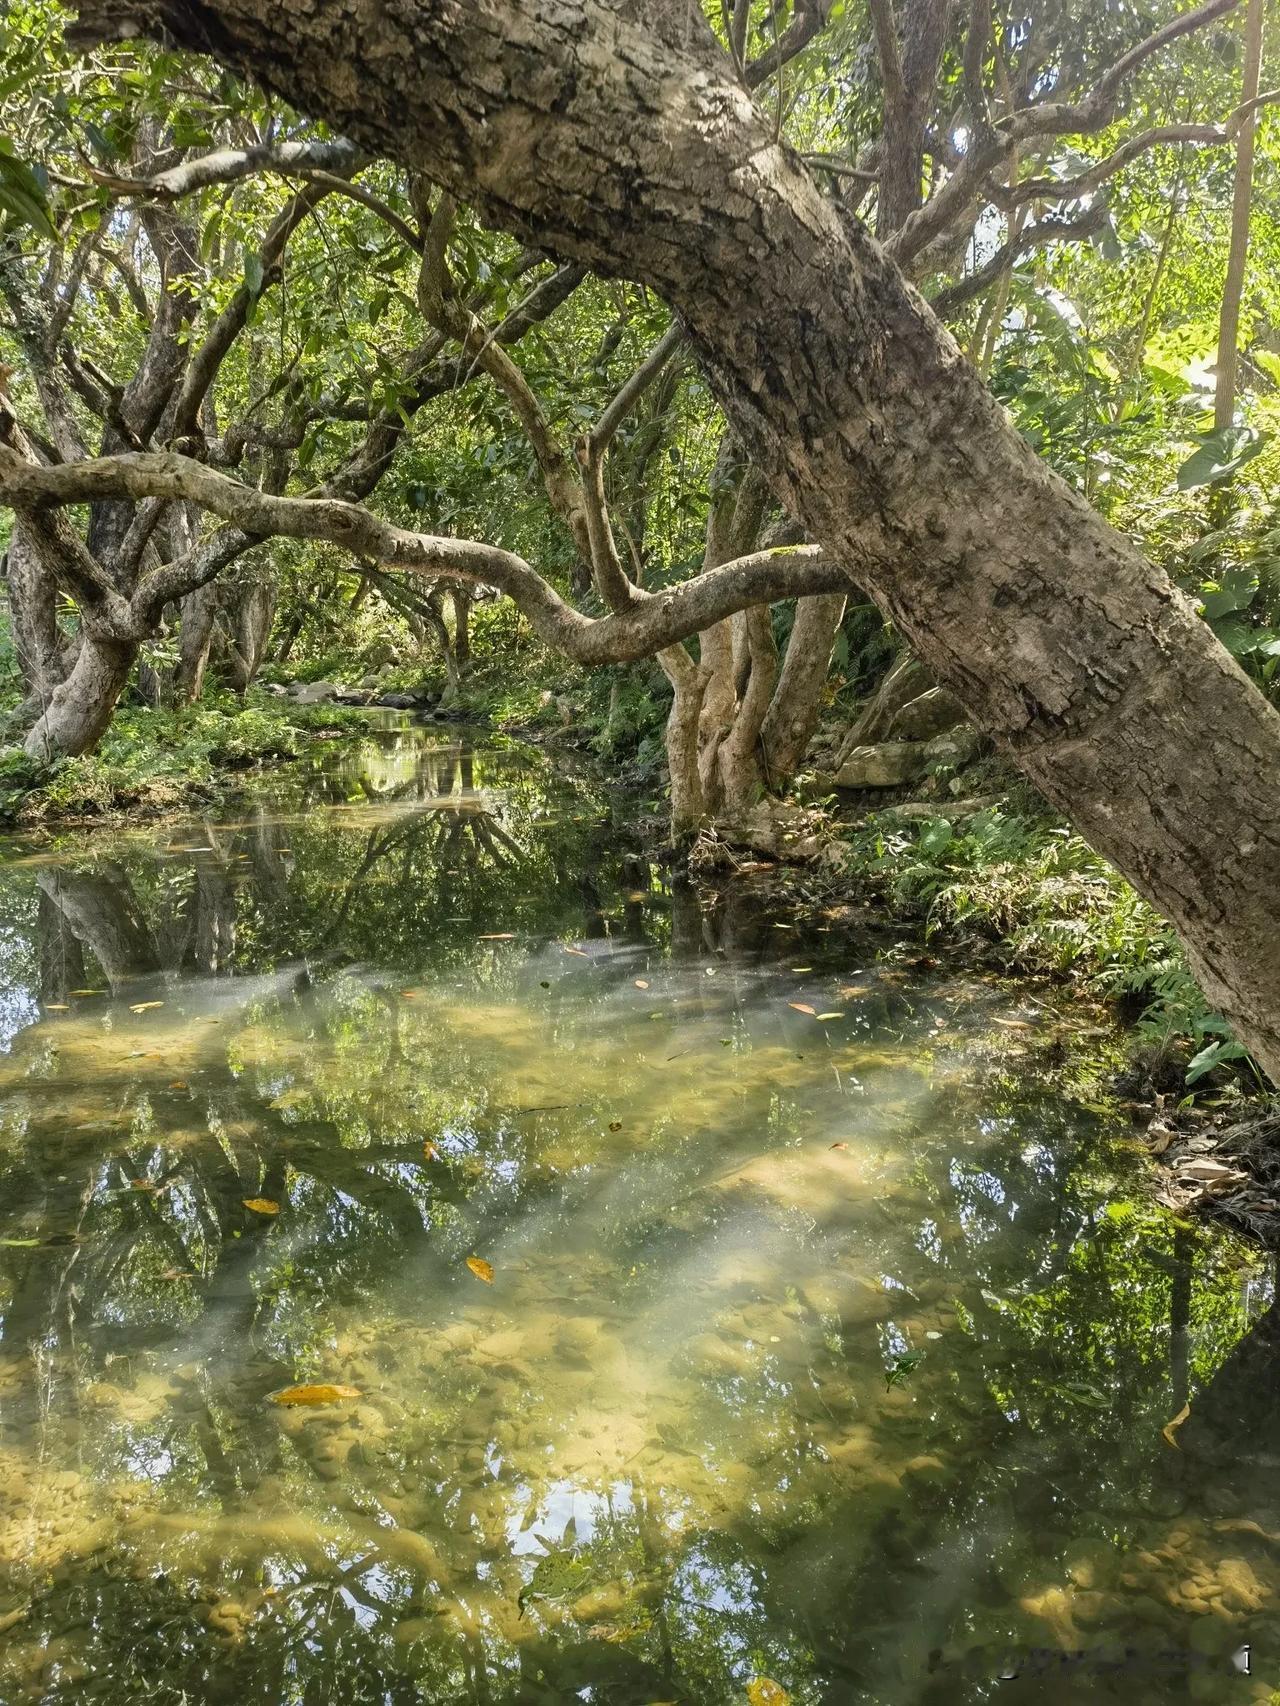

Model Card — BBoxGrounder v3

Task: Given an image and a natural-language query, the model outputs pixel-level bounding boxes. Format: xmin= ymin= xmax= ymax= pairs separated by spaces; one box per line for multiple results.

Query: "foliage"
xmin=834 ymin=806 xmax=1250 ymax=1077
xmin=1 ymin=693 xmax=366 ymax=821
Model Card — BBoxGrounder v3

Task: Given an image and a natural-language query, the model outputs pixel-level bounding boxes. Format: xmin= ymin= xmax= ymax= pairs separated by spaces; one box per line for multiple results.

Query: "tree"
xmin=3 ymin=0 xmax=1280 ymax=1080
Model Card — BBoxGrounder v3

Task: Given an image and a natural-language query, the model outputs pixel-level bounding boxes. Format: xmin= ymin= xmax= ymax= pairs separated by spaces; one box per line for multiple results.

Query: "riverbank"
xmin=0 ymin=695 xmax=373 ymax=827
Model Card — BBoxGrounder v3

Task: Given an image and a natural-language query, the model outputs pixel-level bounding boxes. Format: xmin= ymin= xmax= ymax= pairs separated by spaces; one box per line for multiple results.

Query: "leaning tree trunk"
xmin=66 ymin=0 xmax=1280 ymax=1079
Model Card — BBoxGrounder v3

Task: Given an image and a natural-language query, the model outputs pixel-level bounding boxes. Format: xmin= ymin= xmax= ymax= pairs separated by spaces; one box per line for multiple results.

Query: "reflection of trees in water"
xmin=2 ymin=738 xmax=1278 ymax=1700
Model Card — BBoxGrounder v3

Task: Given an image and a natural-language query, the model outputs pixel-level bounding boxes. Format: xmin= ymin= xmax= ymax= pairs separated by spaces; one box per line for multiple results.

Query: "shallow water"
xmin=0 ymin=719 xmax=1277 ymax=1705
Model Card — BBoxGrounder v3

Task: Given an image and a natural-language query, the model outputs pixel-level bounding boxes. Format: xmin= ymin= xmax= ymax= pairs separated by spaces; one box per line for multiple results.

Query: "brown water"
xmin=0 ymin=719 xmax=1276 ymax=1704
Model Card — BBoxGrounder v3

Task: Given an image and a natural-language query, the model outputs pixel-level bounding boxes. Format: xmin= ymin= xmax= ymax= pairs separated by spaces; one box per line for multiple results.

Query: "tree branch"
xmin=0 ymin=444 xmax=847 ymax=661
xmin=85 ymin=136 xmax=361 ymax=198
xmin=1008 ymin=0 xmax=1243 ymax=140
xmin=930 ymin=204 xmax=1107 ymax=315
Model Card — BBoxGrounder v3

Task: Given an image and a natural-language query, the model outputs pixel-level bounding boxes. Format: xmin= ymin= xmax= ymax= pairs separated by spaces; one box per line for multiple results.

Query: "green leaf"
xmin=243 ymin=252 xmax=265 ymax=297
xmin=1185 ymin=1038 xmax=1248 ymax=1085
xmin=1176 ymin=426 xmax=1270 ymax=491
xmin=0 ymin=145 xmax=55 ymax=239
xmin=917 ymin=818 xmax=954 ymax=859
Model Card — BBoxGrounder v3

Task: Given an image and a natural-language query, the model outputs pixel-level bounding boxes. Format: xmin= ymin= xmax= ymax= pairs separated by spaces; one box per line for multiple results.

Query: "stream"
xmin=0 ymin=717 xmax=1276 ymax=1704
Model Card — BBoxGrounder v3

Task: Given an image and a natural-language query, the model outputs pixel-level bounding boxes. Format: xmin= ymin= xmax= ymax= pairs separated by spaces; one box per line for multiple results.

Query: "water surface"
xmin=0 ymin=720 xmax=1276 ymax=1703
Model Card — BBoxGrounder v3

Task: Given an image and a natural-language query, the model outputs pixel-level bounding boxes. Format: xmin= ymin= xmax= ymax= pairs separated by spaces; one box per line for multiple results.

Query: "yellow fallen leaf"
xmin=829 ymin=1141 xmax=849 ymax=1151
xmin=70 ymin=989 xmax=102 ymax=997
xmin=816 ymin=1012 xmax=845 ymax=1021
xmin=563 ymin=945 xmax=589 ymax=957
xmin=746 ymin=1682 xmax=791 ymax=1706
xmin=423 ymin=1141 xmax=441 ymax=1161
xmin=1162 ymin=1401 xmax=1191 ymax=1450
xmin=270 ymin=1383 xmax=361 ymax=1406
xmin=788 ymin=1003 xmax=816 ymax=1016
xmin=479 ymin=932 xmax=516 ymax=940
xmin=243 ymin=1197 xmax=280 ymax=1215
xmin=130 ymin=1001 xmax=164 ymax=1013
xmin=634 ymin=979 xmax=650 ymax=989
xmin=466 ymin=1255 xmax=494 ymax=1284
xmin=169 ymin=1080 xmax=189 ymax=1091
xmin=44 ymin=1003 xmax=69 ymax=1012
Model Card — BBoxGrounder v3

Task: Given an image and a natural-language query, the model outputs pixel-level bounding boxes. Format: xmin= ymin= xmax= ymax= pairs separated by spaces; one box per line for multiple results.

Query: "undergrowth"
xmin=835 ymin=806 xmax=1250 ymax=1087
xmin=0 ymin=693 xmax=368 ymax=823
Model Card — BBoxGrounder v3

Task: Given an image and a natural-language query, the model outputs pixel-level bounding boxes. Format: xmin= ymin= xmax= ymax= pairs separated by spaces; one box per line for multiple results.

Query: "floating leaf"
xmin=423 ymin=1141 xmax=441 ymax=1161
xmin=634 ymin=979 xmax=650 ymax=989
xmin=0 ymin=1237 xmax=40 ymax=1247
xmin=270 ymin=1383 xmax=361 ymax=1406
xmin=788 ymin=1003 xmax=816 ymax=1016
xmin=790 ymin=966 xmax=813 ymax=973
xmin=1162 ymin=1401 xmax=1191 ymax=1450
xmin=161 ymin=1268 xmax=194 ymax=1280
xmin=746 ymin=1681 xmax=791 ymax=1706
xmin=130 ymin=1001 xmax=164 ymax=1014
xmin=563 ymin=945 xmax=589 ymax=957
xmin=829 ymin=1141 xmax=849 ymax=1151
xmin=608 ymin=1120 xmax=622 ymax=1132
xmin=44 ymin=1003 xmax=69 ymax=1012
xmin=169 ymin=1080 xmax=189 ymax=1091
xmin=466 ymin=1255 xmax=494 ymax=1284
xmin=243 ymin=1197 xmax=280 ymax=1215
xmin=70 ymin=989 xmax=103 ymax=997
xmin=816 ymin=1012 xmax=844 ymax=1021
xmin=478 ymin=932 xmax=516 ymax=940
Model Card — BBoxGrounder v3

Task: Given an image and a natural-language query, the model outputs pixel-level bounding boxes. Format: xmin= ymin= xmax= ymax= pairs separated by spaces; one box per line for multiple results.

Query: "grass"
xmin=0 ymin=693 xmax=369 ymax=824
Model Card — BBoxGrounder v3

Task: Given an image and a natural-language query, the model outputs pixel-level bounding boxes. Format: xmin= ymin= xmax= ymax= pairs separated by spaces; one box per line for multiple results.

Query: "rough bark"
xmin=53 ymin=0 xmax=1280 ymax=1082
xmin=23 ymin=629 xmax=135 ymax=763
xmin=177 ymin=580 xmax=220 ymax=702
xmin=6 ymin=521 xmax=68 ymax=704
xmin=759 ymin=592 xmax=846 ymax=784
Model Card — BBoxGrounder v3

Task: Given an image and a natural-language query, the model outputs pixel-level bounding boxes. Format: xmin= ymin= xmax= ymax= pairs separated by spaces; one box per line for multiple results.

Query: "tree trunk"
xmin=6 ymin=521 xmax=68 ymax=704
xmin=1213 ymin=0 xmax=1263 ymax=432
xmin=760 ymin=592 xmax=846 ymax=784
xmin=23 ymin=629 xmax=135 ymax=763
xmin=66 ymin=0 xmax=1280 ymax=1080
xmin=178 ymin=581 xmax=220 ymax=702
xmin=225 ymin=575 xmax=277 ymax=694
xmin=452 ymin=587 xmax=472 ymax=671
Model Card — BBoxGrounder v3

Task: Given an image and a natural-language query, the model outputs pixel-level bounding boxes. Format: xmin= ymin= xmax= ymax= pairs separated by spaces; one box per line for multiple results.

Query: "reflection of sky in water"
xmin=0 ymin=727 xmax=1275 ymax=1703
